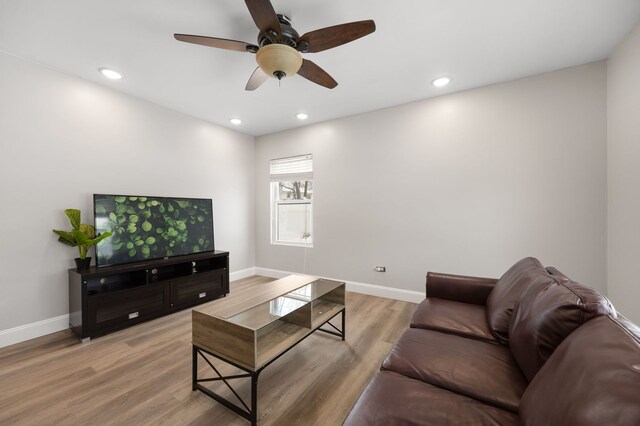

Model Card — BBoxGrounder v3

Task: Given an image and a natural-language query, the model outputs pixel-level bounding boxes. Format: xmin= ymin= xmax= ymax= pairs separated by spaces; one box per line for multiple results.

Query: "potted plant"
xmin=53 ymin=209 xmax=113 ymax=271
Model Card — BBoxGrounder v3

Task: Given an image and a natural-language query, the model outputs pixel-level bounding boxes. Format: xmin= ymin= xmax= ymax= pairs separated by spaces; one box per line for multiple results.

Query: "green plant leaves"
xmin=53 ymin=230 xmax=77 ymax=247
xmin=141 ymin=221 xmax=152 ymax=232
xmin=54 ymin=209 xmax=112 ymax=259
xmin=65 ymin=209 xmax=81 ymax=230
xmin=79 ymin=223 xmax=95 ymax=239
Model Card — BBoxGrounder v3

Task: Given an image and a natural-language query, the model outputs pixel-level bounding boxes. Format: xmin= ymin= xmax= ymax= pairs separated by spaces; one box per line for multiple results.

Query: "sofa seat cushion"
xmin=343 ymin=370 xmax=518 ymax=426
xmin=382 ymin=328 xmax=527 ymax=413
xmin=411 ymin=298 xmax=497 ymax=343
xmin=486 ymin=257 xmax=553 ymax=344
xmin=509 ymin=278 xmax=615 ymax=381
xmin=520 ymin=315 xmax=640 ymax=426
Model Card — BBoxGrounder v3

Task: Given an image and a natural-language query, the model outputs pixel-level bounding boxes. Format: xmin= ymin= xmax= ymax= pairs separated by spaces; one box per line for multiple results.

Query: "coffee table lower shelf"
xmin=192 ymin=307 xmax=346 ymax=425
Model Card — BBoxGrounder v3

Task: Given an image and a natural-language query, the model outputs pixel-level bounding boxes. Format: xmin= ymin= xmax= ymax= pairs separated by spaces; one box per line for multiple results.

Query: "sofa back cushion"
xmin=519 ymin=315 xmax=640 ymax=426
xmin=486 ymin=257 xmax=549 ymax=343
xmin=545 ymin=266 xmax=571 ymax=282
xmin=509 ymin=279 xmax=615 ymax=381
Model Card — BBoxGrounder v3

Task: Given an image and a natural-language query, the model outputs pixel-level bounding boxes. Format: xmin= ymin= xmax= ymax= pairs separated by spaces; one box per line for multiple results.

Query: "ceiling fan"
xmin=174 ymin=0 xmax=376 ymax=91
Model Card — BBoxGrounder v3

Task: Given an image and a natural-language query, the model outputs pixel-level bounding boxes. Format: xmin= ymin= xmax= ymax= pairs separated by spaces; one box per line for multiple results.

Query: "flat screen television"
xmin=94 ymin=194 xmax=214 ymax=267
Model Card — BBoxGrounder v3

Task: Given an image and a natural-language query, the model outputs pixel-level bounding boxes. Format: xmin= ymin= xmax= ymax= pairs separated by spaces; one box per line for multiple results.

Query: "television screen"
xmin=94 ymin=194 xmax=214 ymax=267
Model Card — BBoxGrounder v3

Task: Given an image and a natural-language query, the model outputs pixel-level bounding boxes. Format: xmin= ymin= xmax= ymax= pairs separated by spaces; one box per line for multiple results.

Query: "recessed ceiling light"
xmin=99 ymin=68 xmax=122 ymax=80
xmin=431 ymin=77 xmax=450 ymax=87
xmin=230 ymin=118 xmax=242 ymax=125
xmin=296 ymin=113 xmax=309 ymax=120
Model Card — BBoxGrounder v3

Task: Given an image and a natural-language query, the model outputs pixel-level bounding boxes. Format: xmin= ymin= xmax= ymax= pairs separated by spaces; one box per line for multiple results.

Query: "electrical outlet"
xmin=375 ymin=266 xmax=386 ymax=272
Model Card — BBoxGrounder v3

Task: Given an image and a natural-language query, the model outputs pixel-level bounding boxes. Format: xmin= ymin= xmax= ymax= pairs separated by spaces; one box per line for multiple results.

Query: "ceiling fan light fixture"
xmin=432 ymin=77 xmax=451 ymax=87
xmin=99 ymin=67 xmax=122 ymax=80
xmin=256 ymin=44 xmax=303 ymax=80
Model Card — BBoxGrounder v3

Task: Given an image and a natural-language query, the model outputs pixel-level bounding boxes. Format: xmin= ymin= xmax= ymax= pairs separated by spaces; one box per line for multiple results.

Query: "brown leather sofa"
xmin=343 ymin=257 xmax=640 ymax=425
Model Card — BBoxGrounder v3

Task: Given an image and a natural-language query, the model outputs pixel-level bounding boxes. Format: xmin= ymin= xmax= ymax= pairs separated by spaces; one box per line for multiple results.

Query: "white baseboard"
xmin=0 ymin=314 xmax=70 ymax=349
xmin=255 ymin=267 xmax=424 ymax=304
xmin=0 ymin=266 xmax=256 ymax=350
xmin=0 ymin=266 xmax=423 ymax=349
xmin=254 ymin=267 xmax=290 ymax=279
xmin=345 ymin=281 xmax=425 ymax=303
xmin=230 ymin=267 xmax=256 ymax=282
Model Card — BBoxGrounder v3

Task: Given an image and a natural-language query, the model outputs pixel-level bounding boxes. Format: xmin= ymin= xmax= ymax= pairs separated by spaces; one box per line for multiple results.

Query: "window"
xmin=270 ymin=154 xmax=313 ymax=247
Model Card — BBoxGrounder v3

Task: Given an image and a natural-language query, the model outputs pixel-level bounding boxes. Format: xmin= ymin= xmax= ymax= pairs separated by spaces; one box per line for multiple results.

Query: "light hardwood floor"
xmin=0 ymin=276 xmax=417 ymax=425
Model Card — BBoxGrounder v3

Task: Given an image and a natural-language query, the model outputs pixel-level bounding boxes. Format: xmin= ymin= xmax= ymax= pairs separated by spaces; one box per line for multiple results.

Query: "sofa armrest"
xmin=426 ymin=272 xmax=498 ymax=305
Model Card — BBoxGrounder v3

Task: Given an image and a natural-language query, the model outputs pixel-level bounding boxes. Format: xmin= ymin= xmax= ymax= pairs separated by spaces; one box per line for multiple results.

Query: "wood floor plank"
xmin=0 ymin=275 xmax=417 ymax=425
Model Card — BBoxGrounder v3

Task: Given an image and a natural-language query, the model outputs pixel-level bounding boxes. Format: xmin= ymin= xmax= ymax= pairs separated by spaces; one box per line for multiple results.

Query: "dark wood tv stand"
xmin=68 ymin=250 xmax=229 ymax=341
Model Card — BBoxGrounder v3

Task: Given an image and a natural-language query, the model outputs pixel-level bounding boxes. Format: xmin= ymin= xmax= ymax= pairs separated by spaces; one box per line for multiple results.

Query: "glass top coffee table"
xmin=191 ymin=275 xmax=346 ymax=425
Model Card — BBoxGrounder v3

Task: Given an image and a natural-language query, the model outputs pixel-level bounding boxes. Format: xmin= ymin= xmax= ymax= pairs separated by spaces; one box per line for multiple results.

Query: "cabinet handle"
xmin=128 ymin=312 xmax=139 ymax=319
xmin=199 ymin=292 xmax=207 ymax=299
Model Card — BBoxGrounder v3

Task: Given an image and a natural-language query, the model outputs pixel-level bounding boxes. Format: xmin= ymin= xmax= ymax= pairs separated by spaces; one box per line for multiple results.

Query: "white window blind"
xmin=270 ymin=154 xmax=313 ymax=182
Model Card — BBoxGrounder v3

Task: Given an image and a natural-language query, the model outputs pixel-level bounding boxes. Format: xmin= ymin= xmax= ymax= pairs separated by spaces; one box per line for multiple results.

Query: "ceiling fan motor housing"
xmin=258 ymin=14 xmax=300 ymax=48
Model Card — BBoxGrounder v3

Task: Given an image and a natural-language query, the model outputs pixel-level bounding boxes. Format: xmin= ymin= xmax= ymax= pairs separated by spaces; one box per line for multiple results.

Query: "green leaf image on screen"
xmin=94 ymin=195 xmax=214 ymax=267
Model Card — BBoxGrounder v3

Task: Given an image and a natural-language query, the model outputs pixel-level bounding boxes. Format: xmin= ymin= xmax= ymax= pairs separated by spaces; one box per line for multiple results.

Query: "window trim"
xmin=269 ymin=154 xmax=313 ymax=247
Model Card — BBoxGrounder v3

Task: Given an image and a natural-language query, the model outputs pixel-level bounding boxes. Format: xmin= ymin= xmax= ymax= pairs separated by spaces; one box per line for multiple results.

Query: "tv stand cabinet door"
xmin=170 ymin=268 xmax=226 ymax=308
xmin=86 ymin=284 xmax=168 ymax=335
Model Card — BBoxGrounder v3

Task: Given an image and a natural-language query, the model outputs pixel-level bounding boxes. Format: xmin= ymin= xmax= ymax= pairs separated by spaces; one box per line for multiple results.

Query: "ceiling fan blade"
xmin=245 ymin=0 xmax=282 ymax=34
xmin=300 ymin=20 xmax=376 ymax=53
xmin=298 ymin=60 xmax=338 ymax=89
xmin=174 ymin=34 xmax=258 ymax=53
xmin=245 ymin=67 xmax=269 ymax=91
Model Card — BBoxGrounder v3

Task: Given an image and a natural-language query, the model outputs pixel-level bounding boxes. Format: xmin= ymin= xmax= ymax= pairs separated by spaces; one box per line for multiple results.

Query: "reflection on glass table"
xmin=269 ymin=296 xmax=307 ymax=317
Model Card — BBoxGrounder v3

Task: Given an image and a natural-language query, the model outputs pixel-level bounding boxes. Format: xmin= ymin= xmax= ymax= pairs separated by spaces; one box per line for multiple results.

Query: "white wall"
xmin=608 ymin=22 xmax=640 ymax=323
xmin=0 ymin=48 xmax=620 ymax=345
xmin=0 ymin=52 xmax=255 ymax=337
xmin=256 ymin=62 xmax=607 ymax=295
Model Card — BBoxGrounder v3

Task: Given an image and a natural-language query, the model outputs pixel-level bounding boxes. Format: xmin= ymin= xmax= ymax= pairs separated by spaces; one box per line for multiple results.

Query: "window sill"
xmin=270 ymin=241 xmax=313 ymax=248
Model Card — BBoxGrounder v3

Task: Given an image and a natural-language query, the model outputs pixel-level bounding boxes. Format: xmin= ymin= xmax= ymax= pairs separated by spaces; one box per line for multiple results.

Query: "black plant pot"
xmin=74 ymin=257 xmax=92 ymax=271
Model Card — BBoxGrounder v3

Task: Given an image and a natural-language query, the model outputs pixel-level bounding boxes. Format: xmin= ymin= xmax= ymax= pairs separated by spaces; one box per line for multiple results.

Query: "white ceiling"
xmin=1 ymin=0 xmax=639 ymax=136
